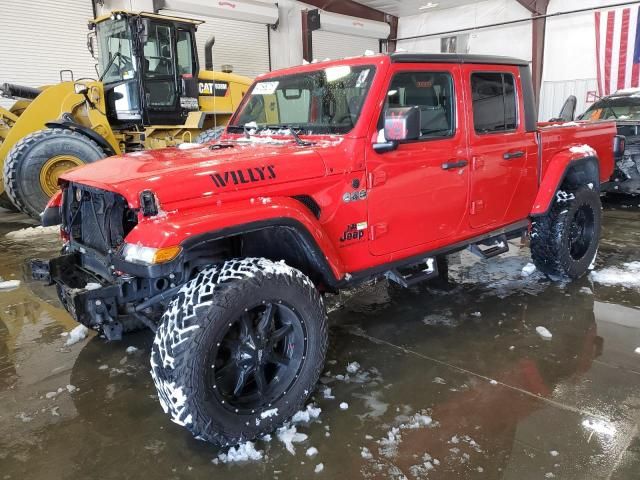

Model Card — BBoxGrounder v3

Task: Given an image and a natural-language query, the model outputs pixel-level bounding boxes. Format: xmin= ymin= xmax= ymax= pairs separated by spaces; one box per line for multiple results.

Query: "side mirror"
xmin=373 ymin=106 xmax=421 ymax=153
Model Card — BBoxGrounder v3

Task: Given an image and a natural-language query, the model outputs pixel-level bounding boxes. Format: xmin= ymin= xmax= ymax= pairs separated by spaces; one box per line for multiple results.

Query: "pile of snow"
xmin=5 ymin=225 xmax=59 ymax=240
xmin=634 ymin=347 xmax=640 ymax=355
xmin=125 ymin=346 xmax=138 ymax=354
xmin=339 ymin=402 xmax=349 ymax=410
xmin=361 ymin=447 xmax=373 ymax=459
xmin=322 ymin=386 xmax=335 ymax=399
xmin=260 ymin=407 xmax=279 ymax=419
xmin=590 ymin=262 xmax=640 ymax=289
xmin=521 ymin=263 xmax=537 ymax=277
xmin=306 ymin=446 xmax=318 ymax=457
xmin=64 ymin=325 xmax=89 ymax=346
xmin=314 ymin=463 xmax=324 ymax=473
xmin=346 ymin=361 xmax=360 ymax=374
xmin=277 ymin=425 xmax=308 ymax=455
xmin=291 ymin=404 xmax=321 ymax=423
xmin=569 ymin=144 xmax=596 ymax=157
xmin=0 ymin=280 xmax=20 ymax=291
xmin=216 ymin=442 xmax=263 ymax=463
xmin=536 ymin=326 xmax=553 ymax=340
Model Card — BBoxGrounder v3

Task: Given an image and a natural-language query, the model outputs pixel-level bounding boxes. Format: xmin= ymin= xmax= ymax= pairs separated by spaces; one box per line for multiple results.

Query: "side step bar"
xmin=468 ymin=234 xmax=509 ymax=259
xmin=385 ymin=257 xmax=439 ymax=288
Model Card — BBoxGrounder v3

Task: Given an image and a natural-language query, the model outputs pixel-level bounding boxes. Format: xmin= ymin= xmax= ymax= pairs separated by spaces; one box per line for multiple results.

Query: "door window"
xmin=143 ymin=23 xmax=176 ymax=108
xmin=385 ymin=71 xmax=455 ymax=140
xmin=471 ymin=72 xmax=517 ymax=134
xmin=176 ymin=30 xmax=194 ymax=75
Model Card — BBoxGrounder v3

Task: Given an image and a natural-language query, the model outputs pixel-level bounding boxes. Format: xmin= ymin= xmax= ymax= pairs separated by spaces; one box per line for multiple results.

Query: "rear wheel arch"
xmin=560 ymin=156 xmax=600 ymax=191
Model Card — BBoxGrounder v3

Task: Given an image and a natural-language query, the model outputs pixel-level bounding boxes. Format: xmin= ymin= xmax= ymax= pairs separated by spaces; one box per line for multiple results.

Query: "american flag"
xmin=595 ymin=5 xmax=640 ymax=96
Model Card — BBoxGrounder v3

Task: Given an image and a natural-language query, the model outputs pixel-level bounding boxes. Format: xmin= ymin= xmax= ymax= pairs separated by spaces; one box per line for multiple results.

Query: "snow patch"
xmin=64 ymin=325 xmax=89 ymax=346
xmin=314 ymin=463 xmax=324 ymax=473
xmin=521 ymin=263 xmax=536 ymax=277
xmin=85 ymin=282 xmax=101 ymax=291
xmin=361 ymin=447 xmax=373 ymax=459
xmin=0 ymin=280 xmax=20 ymax=291
xmin=590 ymin=262 xmax=640 ymax=288
xmin=339 ymin=402 xmax=349 ymax=410
xmin=277 ymin=425 xmax=308 ymax=455
xmin=260 ymin=408 xmax=278 ymax=419
xmin=536 ymin=326 xmax=553 ymax=340
xmin=5 ymin=225 xmax=59 ymax=240
xmin=634 ymin=347 xmax=640 ymax=355
xmin=125 ymin=346 xmax=138 ymax=354
xmin=569 ymin=144 xmax=596 ymax=157
xmin=216 ymin=442 xmax=263 ymax=463
xmin=291 ymin=404 xmax=321 ymax=424
xmin=346 ymin=361 xmax=360 ymax=374
xmin=550 ymin=450 xmax=559 ymax=457
xmin=322 ymin=386 xmax=334 ymax=399
xmin=306 ymin=446 xmax=318 ymax=457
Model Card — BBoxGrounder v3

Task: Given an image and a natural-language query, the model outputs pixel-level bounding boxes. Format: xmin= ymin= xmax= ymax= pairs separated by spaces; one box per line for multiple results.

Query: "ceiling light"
xmin=419 ymin=2 xmax=439 ymax=9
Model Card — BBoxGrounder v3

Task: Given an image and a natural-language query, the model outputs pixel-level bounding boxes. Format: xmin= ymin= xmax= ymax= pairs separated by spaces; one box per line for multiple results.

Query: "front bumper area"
xmin=31 ymin=253 xmax=182 ymax=340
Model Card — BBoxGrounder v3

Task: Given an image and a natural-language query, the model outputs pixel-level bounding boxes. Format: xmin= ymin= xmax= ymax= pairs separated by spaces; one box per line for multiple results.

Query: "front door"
xmin=141 ymin=21 xmax=181 ymax=125
xmin=465 ymin=67 xmax=538 ymax=229
xmin=367 ymin=64 xmax=470 ymax=256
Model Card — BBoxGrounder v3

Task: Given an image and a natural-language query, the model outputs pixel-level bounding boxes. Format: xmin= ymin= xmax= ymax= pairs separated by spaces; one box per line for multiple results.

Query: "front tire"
xmin=531 ymin=186 xmax=601 ymax=279
xmin=150 ymin=258 xmax=327 ymax=446
xmin=3 ymin=129 xmax=106 ymax=219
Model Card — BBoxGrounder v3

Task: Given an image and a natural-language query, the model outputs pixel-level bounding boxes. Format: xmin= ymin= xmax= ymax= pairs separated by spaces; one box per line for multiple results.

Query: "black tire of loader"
xmin=0 ymin=192 xmax=18 ymax=212
xmin=531 ymin=186 xmax=601 ymax=279
xmin=150 ymin=258 xmax=328 ymax=446
xmin=195 ymin=126 xmax=225 ymax=144
xmin=3 ymin=129 xmax=106 ymax=219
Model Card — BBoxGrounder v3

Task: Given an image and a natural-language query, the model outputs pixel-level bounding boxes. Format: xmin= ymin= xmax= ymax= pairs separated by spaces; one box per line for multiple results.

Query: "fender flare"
xmin=45 ymin=119 xmax=116 ymax=157
xmin=123 ymin=197 xmax=345 ymax=287
xmin=530 ymin=152 xmax=600 ymax=217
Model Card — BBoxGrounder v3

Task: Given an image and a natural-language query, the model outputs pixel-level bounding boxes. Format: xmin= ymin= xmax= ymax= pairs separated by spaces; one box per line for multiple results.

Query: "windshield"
xmin=96 ymin=18 xmax=136 ymax=84
xmin=230 ymin=64 xmax=376 ymax=135
xmin=580 ymin=96 xmax=640 ymax=120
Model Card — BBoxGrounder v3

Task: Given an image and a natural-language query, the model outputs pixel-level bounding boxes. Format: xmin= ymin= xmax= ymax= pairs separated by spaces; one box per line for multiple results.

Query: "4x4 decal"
xmin=210 ymin=165 xmax=276 ymax=188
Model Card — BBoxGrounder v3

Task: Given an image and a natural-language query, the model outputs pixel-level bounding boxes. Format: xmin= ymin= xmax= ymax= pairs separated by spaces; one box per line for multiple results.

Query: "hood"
xmin=61 ymin=139 xmax=333 ymax=207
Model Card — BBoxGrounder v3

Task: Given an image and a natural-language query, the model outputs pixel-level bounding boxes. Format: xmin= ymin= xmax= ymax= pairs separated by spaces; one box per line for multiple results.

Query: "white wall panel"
xmin=0 ymin=0 xmax=96 ymax=108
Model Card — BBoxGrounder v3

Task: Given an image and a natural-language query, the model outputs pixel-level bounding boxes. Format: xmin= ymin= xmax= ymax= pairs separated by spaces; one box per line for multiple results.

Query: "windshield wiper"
xmin=265 ymin=125 xmax=312 ymax=146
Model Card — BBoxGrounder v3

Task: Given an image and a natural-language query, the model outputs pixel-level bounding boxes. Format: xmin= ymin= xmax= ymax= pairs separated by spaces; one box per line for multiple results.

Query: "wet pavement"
xmin=0 ymin=198 xmax=639 ymax=480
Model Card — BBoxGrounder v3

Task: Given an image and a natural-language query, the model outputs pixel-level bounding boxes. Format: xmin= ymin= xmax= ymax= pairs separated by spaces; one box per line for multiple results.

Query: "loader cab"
xmin=92 ymin=12 xmax=200 ymax=127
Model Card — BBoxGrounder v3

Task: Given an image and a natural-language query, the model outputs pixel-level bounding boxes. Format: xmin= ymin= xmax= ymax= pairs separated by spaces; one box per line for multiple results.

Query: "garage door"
xmin=163 ymin=10 xmax=270 ymax=79
xmin=312 ymin=30 xmax=380 ymax=62
xmin=0 ymin=0 xmax=96 ymax=108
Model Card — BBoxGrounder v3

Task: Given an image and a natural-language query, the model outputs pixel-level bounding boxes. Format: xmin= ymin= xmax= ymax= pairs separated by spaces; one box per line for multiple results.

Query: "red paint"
xmin=604 ymin=11 xmax=615 ymax=95
xmin=60 ymin=55 xmax=617 ymax=280
xmin=618 ymin=9 xmax=631 ymax=91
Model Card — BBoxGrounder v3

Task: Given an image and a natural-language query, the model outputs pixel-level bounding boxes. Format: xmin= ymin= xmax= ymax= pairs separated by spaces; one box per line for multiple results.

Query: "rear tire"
xmin=195 ymin=126 xmax=225 ymax=144
xmin=531 ymin=186 xmax=601 ymax=279
xmin=150 ymin=258 xmax=327 ymax=446
xmin=3 ymin=129 xmax=106 ymax=219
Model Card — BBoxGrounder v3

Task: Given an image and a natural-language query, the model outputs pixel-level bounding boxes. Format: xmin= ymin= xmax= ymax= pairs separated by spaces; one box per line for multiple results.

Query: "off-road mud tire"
xmin=195 ymin=126 xmax=225 ymax=144
xmin=3 ymin=129 xmax=106 ymax=220
xmin=531 ymin=186 xmax=601 ymax=279
xmin=150 ymin=258 xmax=328 ymax=446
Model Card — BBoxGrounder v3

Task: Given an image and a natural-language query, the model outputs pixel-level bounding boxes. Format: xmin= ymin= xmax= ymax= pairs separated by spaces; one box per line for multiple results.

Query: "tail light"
xmin=613 ymin=135 xmax=626 ymax=160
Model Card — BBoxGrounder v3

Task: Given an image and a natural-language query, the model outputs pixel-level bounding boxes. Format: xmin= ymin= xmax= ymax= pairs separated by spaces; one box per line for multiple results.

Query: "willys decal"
xmin=210 ymin=165 xmax=276 ymax=188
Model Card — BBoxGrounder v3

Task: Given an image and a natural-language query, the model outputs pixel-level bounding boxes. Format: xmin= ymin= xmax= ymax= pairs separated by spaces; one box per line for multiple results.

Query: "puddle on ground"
xmin=0 ymin=199 xmax=639 ymax=479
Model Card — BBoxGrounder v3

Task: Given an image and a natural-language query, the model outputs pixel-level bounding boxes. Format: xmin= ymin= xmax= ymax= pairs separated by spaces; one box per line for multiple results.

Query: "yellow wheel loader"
xmin=0 ymin=11 xmax=252 ymax=219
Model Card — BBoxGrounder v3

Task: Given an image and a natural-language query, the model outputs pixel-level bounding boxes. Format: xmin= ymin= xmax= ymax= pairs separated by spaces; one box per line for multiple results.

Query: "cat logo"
xmin=198 ymin=81 xmax=229 ymax=97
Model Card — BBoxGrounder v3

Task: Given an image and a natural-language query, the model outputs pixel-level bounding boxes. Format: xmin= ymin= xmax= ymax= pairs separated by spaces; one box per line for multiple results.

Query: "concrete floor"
xmin=0 ymin=198 xmax=639 ymax=480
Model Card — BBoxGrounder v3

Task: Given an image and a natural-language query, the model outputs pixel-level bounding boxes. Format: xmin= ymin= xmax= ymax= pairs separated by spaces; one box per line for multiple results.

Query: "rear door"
xmin=464 ymin=66 xmax=538 ymax=229
xmin=366 ymin=63 xmax=470 ymax=256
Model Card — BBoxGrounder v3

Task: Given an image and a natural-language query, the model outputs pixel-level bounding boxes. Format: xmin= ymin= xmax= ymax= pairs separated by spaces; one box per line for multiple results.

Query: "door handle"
xmin=441 ymin=159 xmax=468 ymax=170
xmin=503 ymin=150 xmax=525 ymax=160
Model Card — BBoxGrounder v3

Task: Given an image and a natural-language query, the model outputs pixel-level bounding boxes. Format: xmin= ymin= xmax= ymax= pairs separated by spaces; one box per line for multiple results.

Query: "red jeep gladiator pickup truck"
xmin=32 ymin=53 xmax=619 ymax=446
